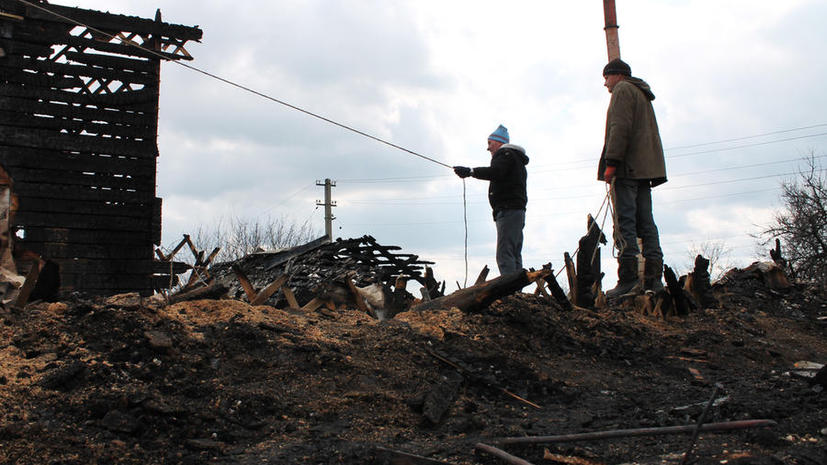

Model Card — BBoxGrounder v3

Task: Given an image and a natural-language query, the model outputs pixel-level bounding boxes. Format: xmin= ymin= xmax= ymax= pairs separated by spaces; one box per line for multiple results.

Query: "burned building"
xmin=0 ymin=0 xmax=201 ymax=296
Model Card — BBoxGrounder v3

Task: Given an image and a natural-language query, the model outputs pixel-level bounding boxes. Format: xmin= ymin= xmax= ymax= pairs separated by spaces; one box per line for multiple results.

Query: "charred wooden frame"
xmin=0 ymin=0 xmax=202 ymax=295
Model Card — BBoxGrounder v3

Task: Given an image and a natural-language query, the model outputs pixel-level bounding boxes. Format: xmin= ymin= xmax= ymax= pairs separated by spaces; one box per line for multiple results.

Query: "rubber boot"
xmin=606 ymin=257 xmax=639 ymax=299
xmin=644 ymin=258 xmax=664 ymax=292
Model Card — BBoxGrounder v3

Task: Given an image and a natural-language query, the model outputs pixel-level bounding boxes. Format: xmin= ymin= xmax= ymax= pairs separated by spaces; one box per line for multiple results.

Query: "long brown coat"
xmin=597 ymin=77 xmax=667 ymax=186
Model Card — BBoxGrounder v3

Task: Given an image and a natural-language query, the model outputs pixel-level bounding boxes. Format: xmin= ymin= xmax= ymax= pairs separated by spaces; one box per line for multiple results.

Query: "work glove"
xmin=603 ymin=166 xmax=616 ymax=183
xmin=453 ymin=166 xmax=472 ymax=178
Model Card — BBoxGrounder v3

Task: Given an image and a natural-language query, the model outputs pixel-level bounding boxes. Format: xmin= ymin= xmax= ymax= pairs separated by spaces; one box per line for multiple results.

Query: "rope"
xmin=14 ymin=0 xmax=453 ymax=170
xmin=15 ymin=0 xmax=494 ymax=290
xmin=462 ymin=179 xmax=468 ymax=287
xmin=554 ymin=189 xmax=612 ymax=279
xmin=607 ymin=178 xmax=627 ymax=259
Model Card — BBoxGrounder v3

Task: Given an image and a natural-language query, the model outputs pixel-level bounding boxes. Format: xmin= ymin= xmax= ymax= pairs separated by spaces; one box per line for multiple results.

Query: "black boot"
xmin=644 ymin=258 xmax=664 ymax=291
xmin=606 ymin=257 xmax=639 ymax=298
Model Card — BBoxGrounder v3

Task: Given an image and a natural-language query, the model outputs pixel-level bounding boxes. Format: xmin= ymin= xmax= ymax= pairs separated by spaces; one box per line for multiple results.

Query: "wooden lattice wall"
xmin=0 ymin=0 xmax=202 ymax=295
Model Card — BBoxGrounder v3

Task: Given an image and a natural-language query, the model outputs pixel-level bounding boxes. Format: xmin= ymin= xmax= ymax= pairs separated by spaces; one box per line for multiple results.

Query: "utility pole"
xmin=603 ymin=0 xmax=621 ymax=61
xmin=316 ymin=178 xmax=336 ymax=239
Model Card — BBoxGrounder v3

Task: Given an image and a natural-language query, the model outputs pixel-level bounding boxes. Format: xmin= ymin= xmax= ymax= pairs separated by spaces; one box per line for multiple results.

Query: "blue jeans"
xmin=495 ymin=209 xmax=525 ymax=275
xmin=612 ymin=179 xmax=663 ymax=261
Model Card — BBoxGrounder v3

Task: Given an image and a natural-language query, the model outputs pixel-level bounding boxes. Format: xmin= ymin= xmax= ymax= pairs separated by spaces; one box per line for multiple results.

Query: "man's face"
xmin=604 ymin=74 xmax=624 ymax=93
xmin=487 ymin=139 xmax=503 ymax=155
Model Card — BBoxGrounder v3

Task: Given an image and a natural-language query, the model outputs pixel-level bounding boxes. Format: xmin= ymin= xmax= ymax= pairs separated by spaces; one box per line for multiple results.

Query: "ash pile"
xmin=208 ymin=235 xmax=443 ymax=318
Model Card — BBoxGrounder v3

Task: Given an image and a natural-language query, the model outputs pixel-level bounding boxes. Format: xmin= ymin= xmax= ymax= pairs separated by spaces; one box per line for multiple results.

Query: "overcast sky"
xmin=60 ymin=0 xmax=827 ymax=288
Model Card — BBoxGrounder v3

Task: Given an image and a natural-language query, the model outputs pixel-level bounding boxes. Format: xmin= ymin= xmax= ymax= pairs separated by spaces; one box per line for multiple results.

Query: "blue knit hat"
xmin=488 ymin=124 xmax=509 ymax=144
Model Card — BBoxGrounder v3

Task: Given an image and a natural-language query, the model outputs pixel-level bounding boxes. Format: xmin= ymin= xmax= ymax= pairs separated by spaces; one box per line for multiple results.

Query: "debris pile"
xmin=204 ymin=235 xmax=440 ymax=318
xmin=1 ymin=267 xmax=825 ymax=464
xmin=2 ymin=234 xmax=825 ymax=465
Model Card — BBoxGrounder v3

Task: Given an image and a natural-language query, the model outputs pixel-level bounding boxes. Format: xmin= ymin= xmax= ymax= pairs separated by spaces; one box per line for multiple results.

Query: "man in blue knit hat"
xmin=454 ymin=125 xmax=529 ymax=276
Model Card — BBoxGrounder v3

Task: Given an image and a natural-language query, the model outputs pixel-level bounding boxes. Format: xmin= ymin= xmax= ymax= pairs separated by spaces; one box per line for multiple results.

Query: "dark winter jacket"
xmin=598 ymin=77 xmax=667 ymax=186
xmin=472 ymin=144 xmax=529 ymax=220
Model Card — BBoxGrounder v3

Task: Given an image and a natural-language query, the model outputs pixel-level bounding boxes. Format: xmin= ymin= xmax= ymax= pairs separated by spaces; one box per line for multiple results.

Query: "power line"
xmin=529 ymin=130 xmax=827 ymax=171
xmin=669 ymin=154 xmax=827 ymax=178
xmin=15 ymin=0 xmax=453 ymax=170
xmin=342 ymin=166 xmax=806 ymax=205
xmin=661 ymin=168 xmax=827 ymax=191
xmin=665 ymin=123 xmax=827 ymax=151
xmin=667 ymin=132 xmax=827 ymax=159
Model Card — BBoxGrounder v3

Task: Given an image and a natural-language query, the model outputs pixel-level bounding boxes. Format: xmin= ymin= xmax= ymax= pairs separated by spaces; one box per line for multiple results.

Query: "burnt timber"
xmin=0 ymin=0 xmax=202 ymax=295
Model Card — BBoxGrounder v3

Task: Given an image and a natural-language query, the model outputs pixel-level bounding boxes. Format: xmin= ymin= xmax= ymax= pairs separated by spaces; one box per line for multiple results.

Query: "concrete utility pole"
xmin=603 ymin=0 xmax=621 ymax=61
xmin=316 ymin=178 xmax=336 ymax=239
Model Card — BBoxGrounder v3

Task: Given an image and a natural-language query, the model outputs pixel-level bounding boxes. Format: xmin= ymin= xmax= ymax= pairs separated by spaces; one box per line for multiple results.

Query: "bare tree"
xmin=686 ymin=240 xmax=733 ymax=281
xmin=191 ymin=214 xmax=320 ymax=264
xmin=760 ymin=154 xmax=827 ymax=287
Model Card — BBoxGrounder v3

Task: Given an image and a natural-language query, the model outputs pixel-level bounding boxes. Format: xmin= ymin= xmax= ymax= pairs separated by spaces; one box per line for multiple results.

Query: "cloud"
xmin=56 ymin=0 xmax=827 ymax=288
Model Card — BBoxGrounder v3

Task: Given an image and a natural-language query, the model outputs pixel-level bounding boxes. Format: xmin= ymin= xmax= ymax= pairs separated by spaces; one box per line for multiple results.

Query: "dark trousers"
xmin=494 ymin=209 xmax=525 ymax=275
xmin=612 ymin=178 xmax=663 ymax=261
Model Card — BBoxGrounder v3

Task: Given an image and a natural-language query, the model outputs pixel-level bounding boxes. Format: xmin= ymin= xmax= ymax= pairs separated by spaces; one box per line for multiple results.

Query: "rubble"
xmin=0 ymin=237 xmax=825 ymax=464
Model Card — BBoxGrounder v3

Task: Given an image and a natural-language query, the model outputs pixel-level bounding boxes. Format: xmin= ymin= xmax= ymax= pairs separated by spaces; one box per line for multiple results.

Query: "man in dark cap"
xmin=454 ymin=125 xmax=529 ymax=276
xmin=598 ymin=58 xmax=667 ymax=297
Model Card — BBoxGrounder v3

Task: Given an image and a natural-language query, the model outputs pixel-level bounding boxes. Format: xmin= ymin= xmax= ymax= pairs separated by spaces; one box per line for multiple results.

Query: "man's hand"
xmin=603 ymin=166 xmax=616 ymax=183
xmin=453 ymin=166 xmax=472 ymax=178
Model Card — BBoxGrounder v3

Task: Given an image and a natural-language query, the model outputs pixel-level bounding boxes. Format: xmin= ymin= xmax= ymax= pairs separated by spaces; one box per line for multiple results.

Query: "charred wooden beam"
xmin=575 ymin=214 xmax=605 ymax=308
xmin=412 ymin=268 xmax=552 ymax=313
xmin=22 ymin=3 xmax=203 ymax=42
xmin=232 ymin=264 xmax=257 ymax=302
xmin=474 ymin=265 xmax=490 ymax=286
xmin=545 ymin=269 xmax=573 ymax=311
xmin=664 ymin=265 xmax=689 ymax=316
xmin=373 ymin=446 xmax=456 ymax=465
xmin=250 ymin=275 xmax=288 ymax=306
xmin=168 ymin=282 xmax=227 ymax=305
xmin=475 ymin=443 xmax=535 ymax=465
xmin=282 ymin=286 xmax=300 ymax=309
xmin=12 ymin=260 xmax=40 ymax=310
xmin=0 ymin=84 xmax=159 ymax=109
xmin=564 ymin=252 xmax=577 ymax=305
xmin=685 ymin=255 xmax=715 ymax=308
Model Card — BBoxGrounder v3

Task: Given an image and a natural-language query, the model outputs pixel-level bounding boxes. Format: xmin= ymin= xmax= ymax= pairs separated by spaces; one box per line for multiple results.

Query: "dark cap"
xmin=603 ymin=58 xmax=631 ymax=77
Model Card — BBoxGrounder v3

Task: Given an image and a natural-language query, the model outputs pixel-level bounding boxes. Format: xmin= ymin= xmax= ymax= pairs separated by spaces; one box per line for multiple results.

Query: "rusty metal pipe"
xmin=603 ymin=0 xmax=621 ymax=61
xmin=494 ymin=419 xmax=777 ymax=445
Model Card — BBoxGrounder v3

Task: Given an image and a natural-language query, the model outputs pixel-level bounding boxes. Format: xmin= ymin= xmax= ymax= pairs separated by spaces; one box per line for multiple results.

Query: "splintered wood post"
xmin=576 ymin=214 xmax=605 ymax=308
xmin=769 ymin=238 xmax=787 ymax=269
xmin=183 ymin=235 xmax=202 ymax=265
xmin=475 ymin=443 xmax=536 ymax=465
xmin=533 ymin=279 xmax=550 ymax=298
xmin=474 ymin=265 xmax=490 ymax=286
xmin=687 ymin=255 xmax=715 ymax=308
xmin=423 ymin=265 xmax=442 ymax=299
xmin=413 ymin=268 xmax=552 ymax=313
xmin=203 ymin=247 xmax=221 ymax=267
xmin=664 ymin=265 xmax=689 ymax=316
xmin=346 ymin=274 xmax=369 ymax=313
xmin=13 ymin=260 xmax=40 ymax=310
xmin=564 ymin=252 xmax=577 ymax=305
xmin=395 ymin=276 xmax=407 ymax=292
xmin=282 ymin=286 xmax=300 ymax=309
xmin=545 ymin=271 xmax=573 ymax=311
xmin=251 ymin=275 xmax=288 ymax=306
xmin=301 ymin=297 xmax=325 ymax=312
xmin=166 ymin=235 xmax=190 ymax=261
xmin=232 ymin=264 xmax=257 ymax=302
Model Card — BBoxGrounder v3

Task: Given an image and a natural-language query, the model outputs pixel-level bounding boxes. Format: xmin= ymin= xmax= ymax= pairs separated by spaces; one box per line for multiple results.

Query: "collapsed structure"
xmin=0 ymin=0 xmax=201 ymax=297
